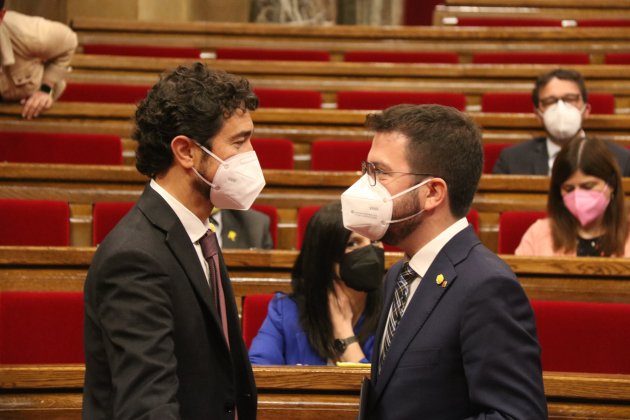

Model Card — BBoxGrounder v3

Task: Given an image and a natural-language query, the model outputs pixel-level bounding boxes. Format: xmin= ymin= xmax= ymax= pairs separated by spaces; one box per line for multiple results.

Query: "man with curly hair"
xmin=83 ymin=63 xmax=263 ymax=420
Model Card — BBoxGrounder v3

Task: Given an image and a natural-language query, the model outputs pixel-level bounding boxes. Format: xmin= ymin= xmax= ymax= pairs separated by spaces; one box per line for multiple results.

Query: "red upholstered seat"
xmin=296 ymin=206 xmax=321 ymax=250
xmin=60 ymin=83 xmax=151 ymax=104
xmin=605 ymin=53 xmax=630 ymax=64
xmin=0 ymin=291 xmax=84 ymax=363
xmin=0 ymin=199 xmax=70 ymax=246
xmin=0 ymin=131 xmax=123 ymax=165
xmin=531 ymin=300 xmax=630 ymax=374
xmin=83 ymin=44 xmax=201 ymax=58
xmin=311 ymin=140 xmax=371 ymax=171
xmin=254 ymin=88 xmax=322 ymax=109
xmin=241 ymin=294 xmax=274 ymax=349
xmin=472 ymin=52 xmax=590 ymax=65
xmin=337 ymin=91 xmax=466 ymax=111
xmin=497 ymin=210 xmax=547 ymax=254
xmin=481 ymin=92 xmax=615 ymax=115
xmin=449 ymin=17 xmax=563 ymax=27
xmin=466 ymin=208 xmax=479 ymax=235
xmin=251 ymin=138 xmax=294 ymax=169
xmin=577 ymin=19 xmax=630 ymax=27
xmin=251 ymin=204 xmax=279 ymax=248
xmin=216 ymin=47 xmax=330 ymax=61
xmin=344 ymin=51 xmax=459 ymax=64
xmin=92 ymin=201 xmax=135 ymax=246
xmin=483 ymin=143 xmax=511 ymax=174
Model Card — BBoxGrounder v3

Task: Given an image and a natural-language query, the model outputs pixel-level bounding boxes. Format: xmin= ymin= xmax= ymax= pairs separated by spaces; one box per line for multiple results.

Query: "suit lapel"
xmin=533 ymin=138 xmax=550 ymax=175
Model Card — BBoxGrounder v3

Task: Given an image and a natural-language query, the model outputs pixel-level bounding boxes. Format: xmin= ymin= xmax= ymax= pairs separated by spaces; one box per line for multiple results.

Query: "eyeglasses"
xmin=539 ymin=93 xmax=581 ymax=108
xmin=361 ymin=161 xmax=433 ymax=187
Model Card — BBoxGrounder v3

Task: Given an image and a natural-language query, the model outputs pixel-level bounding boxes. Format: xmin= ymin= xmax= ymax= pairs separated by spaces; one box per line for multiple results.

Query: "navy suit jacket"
xmin=493 ymin=136 xmax=630 ymax=176
xmin=367 ymin=227 xmax=547 ymax=419
xmin=83 ymin=185 xmax=256 ymax=420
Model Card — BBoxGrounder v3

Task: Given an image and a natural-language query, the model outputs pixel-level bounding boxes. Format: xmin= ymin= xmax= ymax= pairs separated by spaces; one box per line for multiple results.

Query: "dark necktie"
xmin=200 ymin=230 xmax=229 ymax=347
xmin=379 ymin=262 xmax=417 ymax=373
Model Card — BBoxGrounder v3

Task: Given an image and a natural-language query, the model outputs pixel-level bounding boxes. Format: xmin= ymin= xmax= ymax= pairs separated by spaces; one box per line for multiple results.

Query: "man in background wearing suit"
xmin=341 ymin=104 xmax=547 ymax=418
xmin=83 ymin=63 xmax=264 ymax=419
xmin=214 ymin=208 xmax=273 ymax=249
xmin=493 ymin=68 xmax=630 ymax=176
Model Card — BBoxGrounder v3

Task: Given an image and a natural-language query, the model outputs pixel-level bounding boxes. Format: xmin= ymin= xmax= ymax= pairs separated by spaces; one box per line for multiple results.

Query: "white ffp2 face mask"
xmin=542 ymin=100 xmax=584 ymax=142
xmin=340 ymin=174 xmax=432 ymax=241
xmin=192 ymin=143 xmax=266 ymax=210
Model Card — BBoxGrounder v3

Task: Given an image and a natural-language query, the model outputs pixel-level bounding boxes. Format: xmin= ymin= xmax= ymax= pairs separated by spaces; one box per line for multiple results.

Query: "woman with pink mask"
xmin=516 ymin=137 xmax=630 ymax=256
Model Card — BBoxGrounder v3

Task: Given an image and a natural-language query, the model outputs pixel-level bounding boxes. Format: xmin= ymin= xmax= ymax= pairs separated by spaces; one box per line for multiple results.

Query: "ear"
xmin=171 ymin=135 xmax=195 ymax=169
xmin=582 ymin=102 xmax=592 ymax=120
xmin=421 ymin=178 xmax=448 ymax=212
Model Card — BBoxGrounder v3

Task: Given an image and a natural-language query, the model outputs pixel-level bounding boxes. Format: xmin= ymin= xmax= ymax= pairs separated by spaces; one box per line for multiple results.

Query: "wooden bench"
xmin=1 ymin=364 xmax=629 ymax=419
xmin=2 ymin=247 xmax=630 ymax=304
xmin=67 ymin=54 xmax=630 ymax=112
xmin=69 ymin=18 xmax=630 ymax=63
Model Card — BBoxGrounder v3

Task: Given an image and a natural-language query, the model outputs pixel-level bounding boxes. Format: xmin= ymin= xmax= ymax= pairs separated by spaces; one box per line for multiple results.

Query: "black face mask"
xmin=339 ymin=245 xmax=385 ymax=292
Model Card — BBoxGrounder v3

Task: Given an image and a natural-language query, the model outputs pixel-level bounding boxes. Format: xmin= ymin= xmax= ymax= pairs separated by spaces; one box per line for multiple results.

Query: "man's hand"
xmin=20 ymin=90 xmax=54 ymax=119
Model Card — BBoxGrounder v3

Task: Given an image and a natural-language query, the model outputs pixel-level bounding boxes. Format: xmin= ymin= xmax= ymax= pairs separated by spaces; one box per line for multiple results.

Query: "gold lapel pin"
xmin=436 ymin=274 xmax=444 ymax=286
xmin=209 ymin=223 xmax=217 ymax=233
xmin=227 ymin=230 xmax=237 ymax=241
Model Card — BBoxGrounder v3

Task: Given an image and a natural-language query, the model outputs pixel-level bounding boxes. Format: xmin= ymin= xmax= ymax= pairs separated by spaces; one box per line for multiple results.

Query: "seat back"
xmin=311 ymin=140 xmax=371 ymax=171
xmin=481 ymin=92 xmax=615 ymax=115
xmin=0 ymin=199 xmax=70 ymax=246
xmin=498 ymin=210 xmax=547 ymax=254
xmin=251 ymin=138 xmax=294 ymax=170
xmin=60 ymin=83 xmax=151 ymax=104
xmin=0 ymin=291 xmax=84 ymax=363
xmin=254 ymin=88 xmax=322 ymax=109
xmin=483 ymin=143 xmax=511 ymax=174
xmin=296 ymin=206 xmax=321 ymax=250
xmin=251 ymin=204 xmax=279 ymax=249
xmin=82 ymin=44 xmax=201 ymax=58
xmin=337 ymin=90 xmax=466 ymax=111
xmin=216 ymin=47 xmax=330 ymax=61
xmin=92 ymin=201 xmax=135 ymax=246
xmin=472 ymin=52 xmax=590 ymax=65
xmin=605 ymin=53 xmax=630 ymax=64
xmin=448 ymin=17 xmax=563 ymax=27
xmin=531 ymin=300 xmax=630 ymax=374
xmin=0 ymin=131 xmax=123 ymax=165
xmin=344 ymin=51 xmax=459 ymax=64
xmin=577 ymin=19 xmax=630 ymax=27
xmin=241 ymin=294 xmax=275 ymax=349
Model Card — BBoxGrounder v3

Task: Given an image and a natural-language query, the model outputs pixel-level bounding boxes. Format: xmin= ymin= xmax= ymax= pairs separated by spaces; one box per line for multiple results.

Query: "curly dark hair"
xmin=133 ymin=62 xmax=258 ymax=177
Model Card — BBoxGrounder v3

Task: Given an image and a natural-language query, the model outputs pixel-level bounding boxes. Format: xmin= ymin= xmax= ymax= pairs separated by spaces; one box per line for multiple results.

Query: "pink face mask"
xmin=562 ymin=186 xmax=610 ymax=226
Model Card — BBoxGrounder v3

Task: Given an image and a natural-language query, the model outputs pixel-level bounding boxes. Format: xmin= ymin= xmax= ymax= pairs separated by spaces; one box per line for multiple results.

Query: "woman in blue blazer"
xmin=249 ymin=202 xmax=384 ymax=365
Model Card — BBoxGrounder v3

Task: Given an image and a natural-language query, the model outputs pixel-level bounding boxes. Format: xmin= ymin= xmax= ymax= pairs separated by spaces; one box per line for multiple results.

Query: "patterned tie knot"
xmin=399 ymin=262 xmax=417 ymax=284
xmin=200 ymin=230 xmax=219 ymax=259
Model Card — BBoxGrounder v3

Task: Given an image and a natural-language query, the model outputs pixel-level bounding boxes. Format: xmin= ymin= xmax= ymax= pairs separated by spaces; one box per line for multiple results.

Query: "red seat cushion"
xmin=531 ymin=300 xmax=630 ymax=374
xmin=60 ymin=83 xmax=151 ymax=104
xmin=0 ymin=199 xmax=70 ymax=246
xmin=0 ymin=131 xmax=123 ymax=165
xmin=337 ymin=91 xmax=466 ymax=111
xmin=605 ymin=53 xmax=630 ymax=64
xmin=344 ymin=51 xmax=459 ymax=64
xmin=254 ymin=88 xmax=322 ymax=109
xmin=216 ymin=47 xmax=330 ymax=61
xmin=311 ymin=140 xmax=371 ymax=171
xmin=483 ymin=143 xmax=511 ymax=174
xmin=296 ymin=206 xmax=321 ymax=250
xmin=92 ymin=201 xmax=135 ymax=246
xmin=577 ymin=19 xmax=630 ymax=27
xmin=241 ymin=294 xmax=274 ymax=349
xmin=251 ymin=204 xmax=279 ymax=249
xmin=251 ymin=138 xmax=294 ymax=169
xmin=0 ymin=291 xmax=84 ymax=363
xmin=83 ymin=44 xmax=201 ymax=58
xmin=452 ymin=17 xmax=563 ymax=27
xmin=472 ymin=52 xmax=590 ymax=65
xmin=481 ymin=92 xmax=615 ymax=115
xmin=497 ymin=210 xmax=547 ymax=254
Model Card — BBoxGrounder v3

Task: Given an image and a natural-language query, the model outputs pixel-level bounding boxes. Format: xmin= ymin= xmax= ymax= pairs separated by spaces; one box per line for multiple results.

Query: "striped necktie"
xmin=379 ymin=262 xmax=417 ymax=373
xmin=199 ymin=230 xmax=229 ymax=347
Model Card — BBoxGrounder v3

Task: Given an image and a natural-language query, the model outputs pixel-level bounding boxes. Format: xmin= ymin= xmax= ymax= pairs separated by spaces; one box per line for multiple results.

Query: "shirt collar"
xmin=149 ymin=179 xmax=209 ymax=244
xmin=407 ymin=217 xmax=469 ymax=278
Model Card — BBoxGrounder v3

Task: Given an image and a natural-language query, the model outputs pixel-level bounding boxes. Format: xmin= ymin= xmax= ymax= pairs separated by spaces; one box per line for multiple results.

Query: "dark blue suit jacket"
xmin=493 ymin=136 xmax=630 ymax=176
xmin=249 ymin=293 xmax=375 ymax=365
xmin=367 ymin=226 xmax=547 ymax=419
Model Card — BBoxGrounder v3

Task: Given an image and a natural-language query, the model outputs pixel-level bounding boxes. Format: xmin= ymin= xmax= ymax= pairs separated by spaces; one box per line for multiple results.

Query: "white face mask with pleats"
xmin=192 ymin=142 xmax=265 ymax=210
xmin=541 ymin=100 xmax=584 ymax=142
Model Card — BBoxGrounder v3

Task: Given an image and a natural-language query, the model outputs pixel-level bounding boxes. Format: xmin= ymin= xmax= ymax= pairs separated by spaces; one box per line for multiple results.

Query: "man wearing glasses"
xmin=493 ymin=68 xmax=630 ymax=176
xmin=341 ymin=104 xmax=547 ymax=418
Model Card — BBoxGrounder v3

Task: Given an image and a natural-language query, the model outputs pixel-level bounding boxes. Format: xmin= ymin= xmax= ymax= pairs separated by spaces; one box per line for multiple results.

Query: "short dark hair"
xmin=133 ymin=62 xmax=258 ymax=177
xmin=549 ymin=137 xmax=627 ymax=256
xmin=0 ymin=1 xmax=5 ymax=10
xmin=290 ymin=202 xmax=382 ymax=360
xmin=531 ymin=68 xmax=588 ymax=107
xmin=365 ymin=104 xmax=483 ymax=218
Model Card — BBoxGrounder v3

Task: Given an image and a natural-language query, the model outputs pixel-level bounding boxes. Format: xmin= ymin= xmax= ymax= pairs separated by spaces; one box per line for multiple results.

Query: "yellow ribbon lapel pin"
xmin=436 ymin=274 xmax=447 ymax=288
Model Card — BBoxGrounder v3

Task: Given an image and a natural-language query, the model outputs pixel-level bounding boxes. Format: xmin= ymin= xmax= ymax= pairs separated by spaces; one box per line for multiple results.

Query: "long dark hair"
xmin=549 ymin=137 xmax=627 ymax=255
xmin=290 ymin=202 xmax=383 ymax=360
